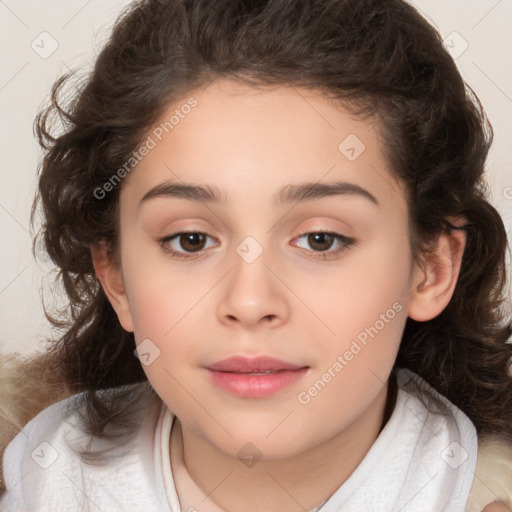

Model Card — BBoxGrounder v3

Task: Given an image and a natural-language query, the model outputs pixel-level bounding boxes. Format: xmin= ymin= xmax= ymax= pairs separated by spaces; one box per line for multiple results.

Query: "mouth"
xmin=205 ymin=355 xmax=309 ymax=398
xmin=206 ymin=355 xmax=306 ymax=372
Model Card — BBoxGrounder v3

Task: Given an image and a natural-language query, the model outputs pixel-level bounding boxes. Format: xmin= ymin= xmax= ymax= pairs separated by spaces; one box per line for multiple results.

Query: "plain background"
xmin=0 ymin=0 xmax=511 ymax=355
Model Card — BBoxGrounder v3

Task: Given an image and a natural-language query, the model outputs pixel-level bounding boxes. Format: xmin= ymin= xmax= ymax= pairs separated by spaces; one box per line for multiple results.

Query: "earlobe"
xmin=407 ymin=227 xmax=466 ymax=322
xmin=91 ymin=244 xmax=134 ymax=332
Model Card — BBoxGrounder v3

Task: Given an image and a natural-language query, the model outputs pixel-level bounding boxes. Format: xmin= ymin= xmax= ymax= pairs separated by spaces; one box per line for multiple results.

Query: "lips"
xmin=205 ymin=356 xmax=309 ymax=398
xmin=206 ymin=355 xmax=306 ymax=373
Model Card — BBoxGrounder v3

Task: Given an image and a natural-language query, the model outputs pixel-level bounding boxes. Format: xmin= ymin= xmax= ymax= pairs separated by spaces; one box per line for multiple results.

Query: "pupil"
xmin=309 ymin=233 xmax=333 ymax=251
xmin=182 ymin=233 xmax=205 ymax=252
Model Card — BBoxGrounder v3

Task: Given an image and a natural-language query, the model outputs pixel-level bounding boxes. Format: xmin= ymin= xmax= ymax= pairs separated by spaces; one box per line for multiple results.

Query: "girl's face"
xmin=110 ymin=78 xmax=423 ymax=459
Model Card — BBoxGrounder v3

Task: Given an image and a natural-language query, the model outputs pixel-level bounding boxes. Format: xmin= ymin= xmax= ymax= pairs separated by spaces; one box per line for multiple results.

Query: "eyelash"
xmin=159 ymin=230 xmax=355 ymax=261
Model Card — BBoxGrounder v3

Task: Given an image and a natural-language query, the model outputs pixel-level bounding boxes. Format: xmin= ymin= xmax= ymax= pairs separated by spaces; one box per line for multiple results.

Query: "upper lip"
xmin=206 ymin=356 xmax=307 ymax=372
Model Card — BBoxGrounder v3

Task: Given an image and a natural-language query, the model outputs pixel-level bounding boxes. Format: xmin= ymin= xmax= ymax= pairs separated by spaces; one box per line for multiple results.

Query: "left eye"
xmin=293 ymin=231 xmax=354 ymax=256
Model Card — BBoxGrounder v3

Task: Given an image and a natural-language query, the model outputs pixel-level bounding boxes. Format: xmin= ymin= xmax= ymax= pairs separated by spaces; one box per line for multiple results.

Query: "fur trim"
xmin=466 ymin=436 xmax=512 ymax=511
xmin=0 ymin=351 xmax=73 ymax=492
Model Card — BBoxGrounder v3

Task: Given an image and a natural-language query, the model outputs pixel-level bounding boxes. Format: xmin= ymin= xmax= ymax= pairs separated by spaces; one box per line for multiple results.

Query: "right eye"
xmin=159 ymin=231 xmax=219 ymax=260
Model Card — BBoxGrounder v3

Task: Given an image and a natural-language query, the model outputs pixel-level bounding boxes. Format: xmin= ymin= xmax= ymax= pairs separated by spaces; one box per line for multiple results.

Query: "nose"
xmin=216 ymin=242 xmax=290 ymax=330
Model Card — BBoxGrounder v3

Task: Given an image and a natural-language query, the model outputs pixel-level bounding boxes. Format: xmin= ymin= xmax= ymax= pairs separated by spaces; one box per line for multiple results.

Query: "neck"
xmin=174 ymin=377 xmax=396 ymax=512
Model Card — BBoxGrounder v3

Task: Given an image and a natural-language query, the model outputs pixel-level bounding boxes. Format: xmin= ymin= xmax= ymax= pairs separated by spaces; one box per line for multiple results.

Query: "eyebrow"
xmin=140 ymin=180 xmax=379 ymax=207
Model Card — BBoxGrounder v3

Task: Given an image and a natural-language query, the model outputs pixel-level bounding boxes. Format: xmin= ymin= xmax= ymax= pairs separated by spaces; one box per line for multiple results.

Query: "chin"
xmin=203 ymin=420 xmax=318 ymax=462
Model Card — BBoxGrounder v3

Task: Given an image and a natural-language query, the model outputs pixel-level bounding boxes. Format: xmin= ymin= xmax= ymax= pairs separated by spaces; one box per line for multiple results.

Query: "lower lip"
xmin=205 ymin=368 xmax=309 ymax=398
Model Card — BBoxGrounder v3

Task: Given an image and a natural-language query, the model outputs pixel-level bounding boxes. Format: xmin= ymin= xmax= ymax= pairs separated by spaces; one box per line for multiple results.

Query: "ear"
xmin=408 ymin=221 xmax=467 ymax=322
xmin=91 ymin=244 xmax=134 ymax=332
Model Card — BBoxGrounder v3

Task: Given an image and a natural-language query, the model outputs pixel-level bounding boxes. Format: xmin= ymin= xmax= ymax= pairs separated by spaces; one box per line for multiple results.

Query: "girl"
xmin=1 ymin=0 xmax=511 ymax=510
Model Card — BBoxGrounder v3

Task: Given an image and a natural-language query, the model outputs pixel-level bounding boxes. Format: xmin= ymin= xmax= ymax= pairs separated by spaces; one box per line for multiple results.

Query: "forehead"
xmin=156 ymin=78 xmax=381 ymax=160
xmin=121 ymin=78 xmax=407 ymax=215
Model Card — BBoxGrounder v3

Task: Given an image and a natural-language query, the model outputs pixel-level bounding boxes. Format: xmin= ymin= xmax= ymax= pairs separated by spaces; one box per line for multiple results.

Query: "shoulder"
xmin=466 ymin=436 xmax=512 ymax=512
xmin=0 ymin=391 xmax=88 ymax=509
xmin=395 ymin=367 xmax=477 ymax=441
xmin=395 ymin=368 xmax=512 ymax=512
xmin=0 ymin=383 xmax=168 ymax=511
xmin=393 ymin=368 xmax=478 ymax=509
xmin=0 ymin=351 xmax=74 ymax=491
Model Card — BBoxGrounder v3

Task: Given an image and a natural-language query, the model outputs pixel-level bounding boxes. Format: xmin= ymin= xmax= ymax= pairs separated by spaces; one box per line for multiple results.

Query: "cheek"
xmin=289 ymin=230 xmax=411 ymax=417
xmin=120 ymin=238 xmax=204 ymax=338
xmin=294 ymin=278 xmax=408 ymax=441
xmin=121 ymin=241 xmax=207 ymax=384
xmin=293 ymin=232 xmax=412 ymax=344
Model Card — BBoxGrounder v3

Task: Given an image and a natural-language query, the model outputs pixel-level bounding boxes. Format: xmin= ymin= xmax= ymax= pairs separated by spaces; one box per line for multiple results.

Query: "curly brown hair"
xmin=22 ymin=0 xmax=512 ymax=462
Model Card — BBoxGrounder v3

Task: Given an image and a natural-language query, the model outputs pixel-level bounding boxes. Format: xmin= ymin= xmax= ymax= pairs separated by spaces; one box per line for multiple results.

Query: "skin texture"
xmin=482 ymin=505 xmax=511 ymax=512
xmin=93 ymin=78 xmax=469 ymax=511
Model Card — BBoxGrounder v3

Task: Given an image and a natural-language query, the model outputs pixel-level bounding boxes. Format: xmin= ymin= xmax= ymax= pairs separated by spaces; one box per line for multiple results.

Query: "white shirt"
xmin=0 ymin=368 xmax=477 ymax=511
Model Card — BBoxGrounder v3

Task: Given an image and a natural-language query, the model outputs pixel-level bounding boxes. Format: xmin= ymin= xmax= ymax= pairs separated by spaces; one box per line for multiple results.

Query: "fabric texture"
xmin=465 ymin=436 xmax=512 ymax=511
xmin=0 ymin=368 xmax=487 ymax=511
